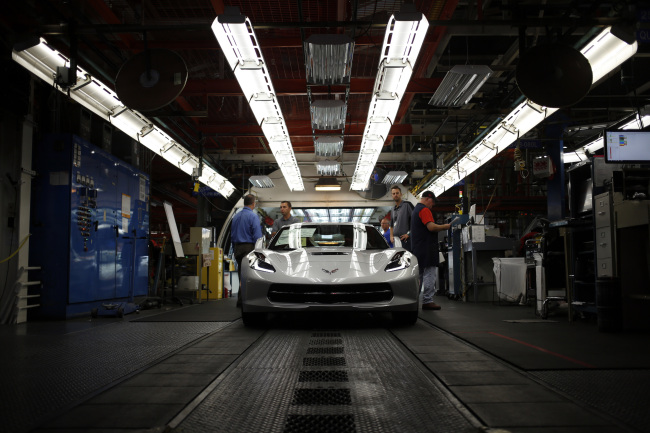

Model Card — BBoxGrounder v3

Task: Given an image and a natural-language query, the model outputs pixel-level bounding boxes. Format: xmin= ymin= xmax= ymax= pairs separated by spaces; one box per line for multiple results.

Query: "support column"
xmin=16 ymin=115 xmax=35 ymax=323
xmin=546 ymin=139 xmax=565 ymax=221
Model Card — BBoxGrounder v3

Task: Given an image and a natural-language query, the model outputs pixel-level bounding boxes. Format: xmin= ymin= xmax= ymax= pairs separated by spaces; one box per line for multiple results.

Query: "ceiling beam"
xmin=39 ymin=17 xmax=622 ymax=35
xmin=198 ymin=122 xmax=435 ymax=137
xmin=182 ymin=78 xmax=442 ymax=97
xmin=211 ymin=151 xmax=436 ymax=164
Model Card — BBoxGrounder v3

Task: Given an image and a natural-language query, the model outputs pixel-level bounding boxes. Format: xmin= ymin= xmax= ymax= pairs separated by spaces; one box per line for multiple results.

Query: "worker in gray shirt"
xmin=271 ymin=200 xmax=299 ymax=237
xmin=390 ymin=185 xmax=414 ymax=251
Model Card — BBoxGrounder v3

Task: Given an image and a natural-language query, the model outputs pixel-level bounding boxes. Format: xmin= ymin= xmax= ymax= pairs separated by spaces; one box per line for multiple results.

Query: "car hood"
xmin=262 ymin=248 xmax=400 ymax=278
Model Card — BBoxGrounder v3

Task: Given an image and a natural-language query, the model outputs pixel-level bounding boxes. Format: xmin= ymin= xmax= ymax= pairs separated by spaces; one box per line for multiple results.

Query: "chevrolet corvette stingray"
xmin=239 ymin=222 xmax=420 ymax=326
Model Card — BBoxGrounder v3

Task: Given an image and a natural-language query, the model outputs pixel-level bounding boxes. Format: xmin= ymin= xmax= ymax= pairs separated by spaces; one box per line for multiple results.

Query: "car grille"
xmin=268 ymin=283 xmax=393 ymax=303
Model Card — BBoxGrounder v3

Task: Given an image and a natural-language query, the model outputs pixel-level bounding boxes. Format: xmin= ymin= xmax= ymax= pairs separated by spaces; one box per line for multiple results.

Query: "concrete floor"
xmin=1 ymin=295 xmax=648 ymax=433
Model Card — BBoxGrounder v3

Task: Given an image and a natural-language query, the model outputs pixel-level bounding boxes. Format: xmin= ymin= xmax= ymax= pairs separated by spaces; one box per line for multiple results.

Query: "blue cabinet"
xmin=30 ymin=134 xmax=149 ymax=318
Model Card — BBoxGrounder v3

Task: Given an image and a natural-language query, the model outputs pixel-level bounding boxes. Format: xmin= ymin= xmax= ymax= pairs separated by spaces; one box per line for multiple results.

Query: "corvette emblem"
xmin=322 ymin=268 xmax=339 ymax=275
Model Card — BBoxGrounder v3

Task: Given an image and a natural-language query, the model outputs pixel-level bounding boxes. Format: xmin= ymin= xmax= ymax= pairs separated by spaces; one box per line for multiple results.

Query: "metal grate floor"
xmin=173 ymin=328 xmax=477 ymax=433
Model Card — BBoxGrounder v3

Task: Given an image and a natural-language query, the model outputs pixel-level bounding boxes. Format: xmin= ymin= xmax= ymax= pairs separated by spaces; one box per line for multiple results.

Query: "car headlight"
xmin=385 ymin=251 xmax=410 ymax=272
xmin=250 ymin=252 xmax=276 ymax=273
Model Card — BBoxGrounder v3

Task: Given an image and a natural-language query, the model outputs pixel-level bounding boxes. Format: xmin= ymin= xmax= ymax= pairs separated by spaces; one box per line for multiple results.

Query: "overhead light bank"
xmin=564 ymin=107 xmax=650 ymax=163
xmin=350 ymin=5 xmax=429 ymax=190
xmin=429 ymin=65 xmax=493 ymax=107
xmin=424 ymin=26 xmax=638 ymax=197
xmin=211 ymin=7 xmax=304 ymax=191
xmin=12 ymin=38 xmax=236 ymax=198
xmin=315 ymin=177 xmax=341 ymax=191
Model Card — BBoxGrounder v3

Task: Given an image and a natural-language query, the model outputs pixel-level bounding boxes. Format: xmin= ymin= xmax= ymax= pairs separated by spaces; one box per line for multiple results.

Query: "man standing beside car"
xmin=271 ymin=200 xmax=299 ymax=237
xmin=231 ymin=194 xmax=263 ymax=306
xmin=390 ymin=185 xmax=414 ymax=251
xmin=381 ymin=218 xmax=393 ymax=247
xmin=411 ymin=191 xmax=450 ymax=311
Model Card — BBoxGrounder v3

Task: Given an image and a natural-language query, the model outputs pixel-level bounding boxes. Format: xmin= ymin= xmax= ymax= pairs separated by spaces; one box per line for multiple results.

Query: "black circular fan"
xmin=115 ymin=49 xmax=188 ymax=111
xmin=516 ymin=43 xmax=593 ymax=108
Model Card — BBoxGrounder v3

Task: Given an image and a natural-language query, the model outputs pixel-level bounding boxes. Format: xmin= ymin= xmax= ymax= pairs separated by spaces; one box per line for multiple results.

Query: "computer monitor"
xmin=604 ymin=129 xmax=650 ymax=164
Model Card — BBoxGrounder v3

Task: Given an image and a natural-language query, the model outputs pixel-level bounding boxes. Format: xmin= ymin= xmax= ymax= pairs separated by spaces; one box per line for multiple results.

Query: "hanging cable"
xmin=0 ymin=234 xmax=31 ymax=264
xmin=513 ymin=132 xmax=529 ymax=179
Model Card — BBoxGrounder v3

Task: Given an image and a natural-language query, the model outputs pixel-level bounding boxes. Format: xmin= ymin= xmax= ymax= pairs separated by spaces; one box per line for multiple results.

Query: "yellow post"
xmin=197 ymin=247 xmax=223 ymax=300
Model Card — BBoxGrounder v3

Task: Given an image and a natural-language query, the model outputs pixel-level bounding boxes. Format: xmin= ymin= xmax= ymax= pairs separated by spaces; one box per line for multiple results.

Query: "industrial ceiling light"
xmin=314 ymin=137 xmax=343 ymax=157
xmin=564 ymin=106 xmax=650 ymax=163
xmin=249 ymin=175 xmax=275 ymax=188
xmin=11 ymin=37 xmax=237 ymax=198
xmin=382 ymin=171 xmax=408 ymax=184
xmin=211 ymin=7 xmax=304 ymax=191
xmin=315 ymin=177 xmax=341 ymax=191
xmin=423 ymin=26 xmax=637 ymax=197
xmin=311 ymin=100 xmax=347 ymax=130
xmin=304 ymin=34 xmax=354 ymax=85
xmin=428 ymin=65 xmax=493 ymax=107
xmin=316 ymin=161 xmax=341 ymax=176
xmin=350 ymin=4 xmax=429 ymax=190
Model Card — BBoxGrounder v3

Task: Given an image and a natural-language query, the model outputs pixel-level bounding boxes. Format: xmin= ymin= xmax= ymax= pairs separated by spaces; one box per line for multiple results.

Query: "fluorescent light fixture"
xmin=212 ymin=7 xmax=304 ymax=191
xmin=316 ymin=161 xmax=341 ymax=176
xmin=12 ymin=37 xmax=236 ymax=198
xmin=566 ymin=107 xmax=650 ymax=162
xmin=429 ymin=65 xmax=493 ymax=107
xmin=350 ymin=5 xmax=429 ymax=190
xmin=315 ymin=177 xmax=341 ymax=191
xmin=315 ymin=136 xmax=343 ymax=157
xmin=311 ymin=100 xmax=347 ymax=130
xmin=618 ymin=110 xmax=650 ymax=130
xmin=581 ymin=27 xmax=638 ymax=85
xmin=423 ymin=26 xmax=636 ymax=197
xmin=249 ymin=175 xmax=275 ymax=188
xmin=382 ymin=171 xmax=408 ymax=184
xmin=299 ymin=208 xmax=373 ymax=223
xmin=304 ymin=34 xmax=354 ymax=85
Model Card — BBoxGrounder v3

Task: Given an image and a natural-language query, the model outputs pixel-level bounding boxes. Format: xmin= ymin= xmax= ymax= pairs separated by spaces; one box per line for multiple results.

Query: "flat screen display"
xmin=604 ymin=130 xmax=650 ymax=164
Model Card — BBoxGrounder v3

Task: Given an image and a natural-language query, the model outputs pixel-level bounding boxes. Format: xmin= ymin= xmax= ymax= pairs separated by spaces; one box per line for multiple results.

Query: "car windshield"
xmin=268 ymin=224 xmax=389 ymax=251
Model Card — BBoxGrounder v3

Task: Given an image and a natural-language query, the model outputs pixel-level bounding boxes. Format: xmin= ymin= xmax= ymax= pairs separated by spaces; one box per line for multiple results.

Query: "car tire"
xmin=392 ymin=310 xmax=418 ymax=326
xmin=241 ymin=310 xmax=266 ymax=327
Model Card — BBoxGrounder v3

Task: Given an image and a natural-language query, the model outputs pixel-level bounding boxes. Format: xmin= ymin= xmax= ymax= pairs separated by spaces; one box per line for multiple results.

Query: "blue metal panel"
xmin=29 ymin=135 xmax=73 ymax=318
xmin=30 ymin=134 xmax=150 ymax=318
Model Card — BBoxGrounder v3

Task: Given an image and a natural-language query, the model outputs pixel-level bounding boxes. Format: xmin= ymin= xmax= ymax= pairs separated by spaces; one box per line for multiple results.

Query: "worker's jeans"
xmin=420 ymin=266 xmax=438 ymax=304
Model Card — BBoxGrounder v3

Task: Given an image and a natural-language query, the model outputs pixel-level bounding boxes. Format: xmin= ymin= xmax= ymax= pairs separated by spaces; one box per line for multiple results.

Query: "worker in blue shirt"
xmin=381 ymin=218 xmax=393 ymax=247
xmin=231 ymin=194 xmax=263 ymax=306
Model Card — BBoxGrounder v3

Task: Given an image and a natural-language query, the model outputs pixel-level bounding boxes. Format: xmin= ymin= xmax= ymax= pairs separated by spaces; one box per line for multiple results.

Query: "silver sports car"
xmin=240 ymin=222 xmax=420 ymax=326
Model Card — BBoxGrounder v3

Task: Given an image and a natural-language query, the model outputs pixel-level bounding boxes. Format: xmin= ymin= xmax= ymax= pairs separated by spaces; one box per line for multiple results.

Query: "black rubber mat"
xmin=1 ymin=321 xmax=229 ymax=433
xmin=530 ymin=369 xmax=650 ymax=432
xmin=132 ymin=300 xmax=241 ymax=322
